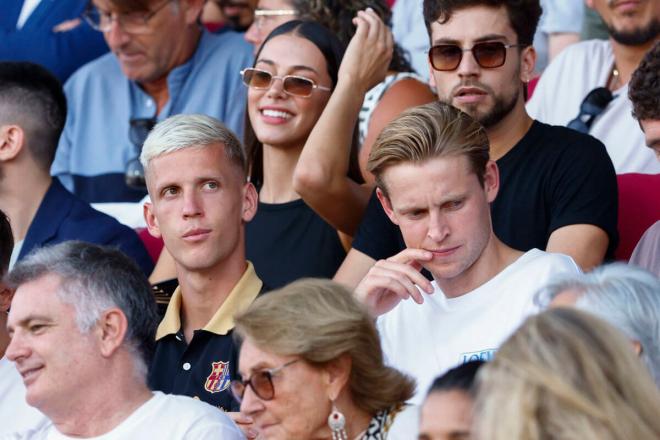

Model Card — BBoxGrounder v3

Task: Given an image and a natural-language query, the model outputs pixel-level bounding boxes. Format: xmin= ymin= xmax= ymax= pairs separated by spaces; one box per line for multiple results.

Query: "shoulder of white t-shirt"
xmin=517 ymin=248 xmax=582 ymax=275
xmin=550 ymin=38 xmax=612 ymax=65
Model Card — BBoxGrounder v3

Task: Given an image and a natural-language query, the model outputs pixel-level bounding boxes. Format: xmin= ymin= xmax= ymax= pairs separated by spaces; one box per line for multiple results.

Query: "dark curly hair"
xmin=629 ymin=42 xmax=660 ymax=121
xmin=293 ymin=0 xmax=414 ymax=73
xmin=423 ymin=0 xmax=542 ymax=46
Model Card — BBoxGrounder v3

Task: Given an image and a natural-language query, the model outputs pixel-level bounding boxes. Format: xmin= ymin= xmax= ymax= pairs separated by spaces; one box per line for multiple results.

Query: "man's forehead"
xmin=430 ymin=5 xmax=516 ymax=44
xmin=383 ymin=157 xmax=473 ymax=205
xmin=147 ymin=144 xmax=242 ymax=186
xmin=8 ymin=275 xmax=67 ymax=320
xmin=148 ymin=144 xmax=230 ymax=172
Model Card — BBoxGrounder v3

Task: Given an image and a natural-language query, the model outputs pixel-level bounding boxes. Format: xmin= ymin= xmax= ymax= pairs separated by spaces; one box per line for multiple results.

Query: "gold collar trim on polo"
xmin=155 ymin=261 xmax=262 ymax=340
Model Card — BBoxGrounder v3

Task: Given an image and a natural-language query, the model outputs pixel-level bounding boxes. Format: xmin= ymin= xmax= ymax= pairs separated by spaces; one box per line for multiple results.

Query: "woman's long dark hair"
xmin=244 ymin=20 xmax=364 ymax=188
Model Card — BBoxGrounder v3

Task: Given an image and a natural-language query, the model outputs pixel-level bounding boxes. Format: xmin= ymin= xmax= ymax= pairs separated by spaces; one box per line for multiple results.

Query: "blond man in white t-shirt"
xmin=354 ymin=103 xmax=580 ymax=403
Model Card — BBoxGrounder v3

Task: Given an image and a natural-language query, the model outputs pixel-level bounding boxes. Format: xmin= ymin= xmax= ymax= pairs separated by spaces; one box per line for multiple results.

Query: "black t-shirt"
xmin=353 ymin=121 xmax=618 ymax=259
xmin=246 ymin=198 xmax=346 ymax=289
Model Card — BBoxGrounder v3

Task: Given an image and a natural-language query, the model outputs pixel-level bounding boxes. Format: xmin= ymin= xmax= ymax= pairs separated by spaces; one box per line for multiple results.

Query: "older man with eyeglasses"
xmin=51 ymin=0 xmax=253 ymax=228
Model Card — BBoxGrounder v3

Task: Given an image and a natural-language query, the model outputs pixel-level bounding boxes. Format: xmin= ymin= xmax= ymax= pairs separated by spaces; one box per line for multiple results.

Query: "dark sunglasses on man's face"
xmin=240 ymin=68 xmax=331 ymax=98
xmin=428 ymin=41 xmax=524 ymax=71
xmin=230 ymin=359 xmax=298 ymax=404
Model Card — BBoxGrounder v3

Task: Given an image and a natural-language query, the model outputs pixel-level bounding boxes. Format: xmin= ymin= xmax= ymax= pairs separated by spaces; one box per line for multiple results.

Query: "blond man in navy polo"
xmin=143 ymin=114 xmax=261 ymax=412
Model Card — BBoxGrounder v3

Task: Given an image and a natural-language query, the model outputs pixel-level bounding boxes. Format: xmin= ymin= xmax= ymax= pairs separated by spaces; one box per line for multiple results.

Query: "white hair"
xmin=140 ymin=113 xmax=246 ymax=174
xmin=535 ymin=263 xmax=660 ymax=385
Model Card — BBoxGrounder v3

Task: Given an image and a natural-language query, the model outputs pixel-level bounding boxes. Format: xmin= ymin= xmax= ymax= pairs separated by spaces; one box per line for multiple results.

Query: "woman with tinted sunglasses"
xmin=242 ymin=20 xmax=362 ymax=289
xmin=233 ymin=278 xmax=418 ymax=439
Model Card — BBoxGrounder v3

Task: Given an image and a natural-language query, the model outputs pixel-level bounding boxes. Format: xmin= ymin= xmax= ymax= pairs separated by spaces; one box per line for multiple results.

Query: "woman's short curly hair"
xmin=629 ymin=41 xmax=660 ymax=121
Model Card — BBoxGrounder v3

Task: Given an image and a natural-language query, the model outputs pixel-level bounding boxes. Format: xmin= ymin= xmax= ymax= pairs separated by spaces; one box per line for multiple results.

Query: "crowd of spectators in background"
xmin=1 ymin=0 xmax=659 ymax=439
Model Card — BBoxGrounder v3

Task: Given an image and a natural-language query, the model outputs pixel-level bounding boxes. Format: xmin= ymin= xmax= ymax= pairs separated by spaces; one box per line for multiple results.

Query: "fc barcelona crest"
xmin=204 ymin=361 xmax=231 ymax=393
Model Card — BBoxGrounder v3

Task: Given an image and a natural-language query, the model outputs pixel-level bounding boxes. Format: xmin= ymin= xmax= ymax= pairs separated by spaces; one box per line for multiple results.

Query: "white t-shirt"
xmin=391 ymin=0 xmax=430 ymax=80
xmin=0 ymin=358 xmax=48 ymax=436
xmin=527 ymin=39 xmax=660 ymax=175
xmin=4 ymin=392 xmax=244 ymax=440
xmin=377 ymin=249 xmax=580 ymax=404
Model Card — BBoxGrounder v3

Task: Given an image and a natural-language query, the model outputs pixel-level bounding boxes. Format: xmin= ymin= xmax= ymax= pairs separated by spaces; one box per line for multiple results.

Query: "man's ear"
xmin=0 ymin=284 xmax=13 ymax=313
xmin=324 ymin=355 xmax=352 ymax=402
xmin=483 ymin=160 xmax=500 ymax=203
xmin=376 ymin=187 xmax=399 ymax=225
xmin=241 ymin=181 xmax=258 ymax=223
xmin=143 ymin=202 xmax=162 ymax=239
xmin=96 ymin=308 xmax=128 ymax=358
xmin=520 ymin=45 xmax=537 ymax=84
xmin=0 ymin=125 xmax=25 ymax=162
xmin=428 ymin=64 xmax=437 ymax=90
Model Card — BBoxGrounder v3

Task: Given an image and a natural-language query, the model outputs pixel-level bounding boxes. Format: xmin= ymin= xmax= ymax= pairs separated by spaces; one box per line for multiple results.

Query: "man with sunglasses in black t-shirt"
xmin=335 ymin=0 xmax=618 ymax=289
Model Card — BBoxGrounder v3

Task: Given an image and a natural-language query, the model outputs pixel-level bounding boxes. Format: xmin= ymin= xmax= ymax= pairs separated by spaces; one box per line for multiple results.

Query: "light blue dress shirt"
xmin=52 ymin=30 xmax=253 ymax=206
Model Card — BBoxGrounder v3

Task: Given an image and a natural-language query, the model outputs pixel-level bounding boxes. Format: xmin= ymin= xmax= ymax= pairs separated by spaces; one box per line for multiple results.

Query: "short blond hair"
xmin=367 ymin=102 xmax=489 ymax=198
xmin=476 ymin=308 xmax=660 ymax=440
xmin=234 ymin=279 xmax=415 ymax=414
xmin=140 ymin=114 xmax=246 ymax=178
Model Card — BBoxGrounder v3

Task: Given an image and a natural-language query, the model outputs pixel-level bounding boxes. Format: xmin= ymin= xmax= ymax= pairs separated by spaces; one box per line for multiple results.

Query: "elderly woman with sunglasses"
xmin=231 ymin=278 xmax=418 ymax=439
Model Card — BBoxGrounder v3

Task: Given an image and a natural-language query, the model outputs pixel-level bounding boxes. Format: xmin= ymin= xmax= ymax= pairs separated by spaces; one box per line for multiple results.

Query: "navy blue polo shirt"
xmin=148 ymin=262 xmax=263 ymax=412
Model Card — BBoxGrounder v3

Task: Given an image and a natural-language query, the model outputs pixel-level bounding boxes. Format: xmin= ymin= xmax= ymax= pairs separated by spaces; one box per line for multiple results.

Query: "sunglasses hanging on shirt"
xmin=125 ymin=117 xmax=157 ymax=189
xmin=566 ymin=87 xmax=614 ymax=134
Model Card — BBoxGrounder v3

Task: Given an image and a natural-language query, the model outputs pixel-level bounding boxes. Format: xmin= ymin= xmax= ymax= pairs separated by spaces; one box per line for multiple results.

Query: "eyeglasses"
xmin=567 ymin=87 xmax=614 ymax=134
xmin=240 ymin=68 xmax=331 ymax=98
xmin=428 ymin=42 xmax=524 ymax=71
xmin=125 ymin=117 xmax=157 ymax=189
xmin=252 ymin=8 xmax=297 ymax=29
xmin=82 ymin=0 xmax=173 ymax=34
xmin=230 ymin=359 xmax=298 ymax=403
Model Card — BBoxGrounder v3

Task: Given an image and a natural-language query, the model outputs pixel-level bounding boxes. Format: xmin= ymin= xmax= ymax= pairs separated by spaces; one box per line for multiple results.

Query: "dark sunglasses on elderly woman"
xmin=230 ymin=359 xmax=298 ymax=403
xmin=428 ymin=41 xmax=524 ymax=71
xmin=240 ymin=68 xmax=331 ymax=98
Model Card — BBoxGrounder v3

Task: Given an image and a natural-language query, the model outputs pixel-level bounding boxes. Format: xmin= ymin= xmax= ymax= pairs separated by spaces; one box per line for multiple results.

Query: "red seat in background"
xmin=615 ymin=173 xmax=660 ymax=261
xmin=136 ymin=227 xmax=165 ymax=264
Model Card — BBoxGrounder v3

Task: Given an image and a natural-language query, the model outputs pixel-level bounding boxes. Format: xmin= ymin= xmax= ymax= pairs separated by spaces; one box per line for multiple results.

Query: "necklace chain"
xmin=609 ymin=65 xmax=621 ymax=90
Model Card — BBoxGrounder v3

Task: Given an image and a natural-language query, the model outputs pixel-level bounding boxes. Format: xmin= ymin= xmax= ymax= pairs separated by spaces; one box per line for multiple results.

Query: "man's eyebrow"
xmin=433 ymin=34 xmax=509 ymax=45
xmin=473 ymin=34 xmax=509 ymax=43
xmin=9 ymin=315 xmax=54 ymax=331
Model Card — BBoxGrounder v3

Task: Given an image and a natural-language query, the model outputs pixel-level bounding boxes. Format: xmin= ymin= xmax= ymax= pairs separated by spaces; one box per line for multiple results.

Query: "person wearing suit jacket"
xmin=0 ymin=62 xmax=153 ymax=274
xmin=0 ymin=0 xmax=108 ymax=82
